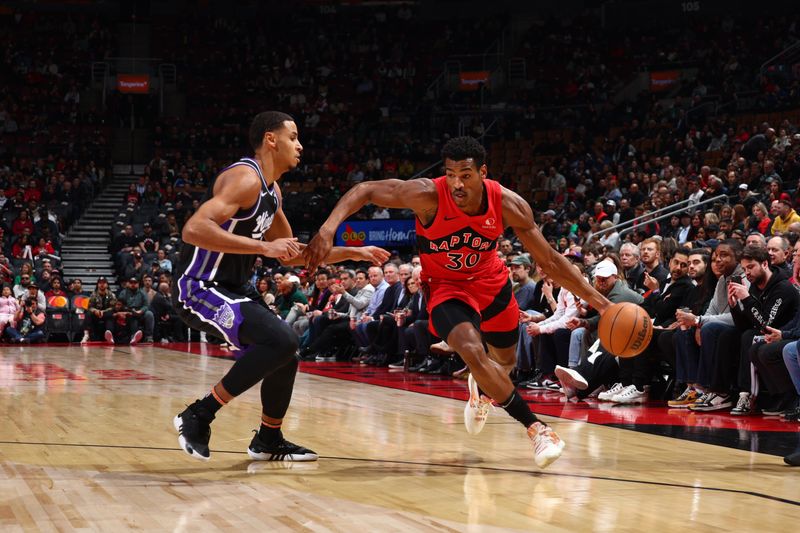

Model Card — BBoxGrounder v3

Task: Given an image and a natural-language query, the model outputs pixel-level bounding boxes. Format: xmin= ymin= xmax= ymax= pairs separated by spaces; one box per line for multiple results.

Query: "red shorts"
xmin=422 ymin=274 xmax=519 ymax=337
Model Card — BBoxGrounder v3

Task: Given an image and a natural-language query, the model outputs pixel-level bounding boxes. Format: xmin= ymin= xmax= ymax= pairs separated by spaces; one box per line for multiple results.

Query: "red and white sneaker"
xmin=527 ymin=421 xmax=565 ymax=468
xmin=464 ymin=373 xmax=493 ymax=435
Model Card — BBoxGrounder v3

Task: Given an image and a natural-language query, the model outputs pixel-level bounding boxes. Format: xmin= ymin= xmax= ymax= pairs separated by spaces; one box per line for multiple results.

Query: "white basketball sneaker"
xmin=528 ymin=421 xmax=565 ymax=469
xmin=598 ymin=382 xmax=624 ymax=402
xmin=464 ymin=373 xmax=493 ymax=435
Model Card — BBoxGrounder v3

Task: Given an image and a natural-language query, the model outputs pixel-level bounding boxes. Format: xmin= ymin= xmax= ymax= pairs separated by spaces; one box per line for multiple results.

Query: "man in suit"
xmin=361 ymin=263 xmax=408 ymax=363
xmin=151 ymin=282 xmax=185 ymax=342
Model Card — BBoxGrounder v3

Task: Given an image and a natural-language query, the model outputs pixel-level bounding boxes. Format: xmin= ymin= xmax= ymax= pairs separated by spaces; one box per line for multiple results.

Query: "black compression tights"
xmin=218 ymin=302 xmax=300 ymax=419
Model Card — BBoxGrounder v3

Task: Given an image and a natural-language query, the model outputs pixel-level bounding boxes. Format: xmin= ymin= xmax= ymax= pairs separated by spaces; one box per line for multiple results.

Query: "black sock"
xmin=197 ymin=393 xmax=223 ymax=417
xmin=258 ymin=425 xmax=283 ymax=444
xmin=499 ymin=391 xmax=538 ymax=428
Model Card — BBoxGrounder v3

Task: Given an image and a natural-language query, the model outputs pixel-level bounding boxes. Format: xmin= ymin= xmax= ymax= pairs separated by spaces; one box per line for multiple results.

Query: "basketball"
xmin=597 ymin=302 xmax=653 ymax=358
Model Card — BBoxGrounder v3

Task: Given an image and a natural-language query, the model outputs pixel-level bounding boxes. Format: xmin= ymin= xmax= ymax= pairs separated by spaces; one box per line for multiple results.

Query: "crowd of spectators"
xmin=0 ymin=12 xmax=114 ymax=343
xmin=4 ymin=5 xmax=800 ymax=439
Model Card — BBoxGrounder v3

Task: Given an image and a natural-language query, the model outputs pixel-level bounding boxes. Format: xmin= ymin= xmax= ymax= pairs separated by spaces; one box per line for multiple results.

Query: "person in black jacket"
xmin=620 ymin=242 xmax=645 ymax=293
xmin=151 ymin=282 xmax=185 ymax=342
xmin=616 ymin=249 xmax=694 ymax=402
xmin=726 ymin=244 xmax=799 ymax=415
xmin=635 ymin=238 xmax=669 ymax=294
xmin=371 ymin=275 xmax=423 ymax=367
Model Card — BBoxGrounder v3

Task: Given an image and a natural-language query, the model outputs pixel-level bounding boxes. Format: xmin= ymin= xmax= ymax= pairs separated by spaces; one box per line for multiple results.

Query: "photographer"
xmin=5 ymin=297 xmax=46 ymax=343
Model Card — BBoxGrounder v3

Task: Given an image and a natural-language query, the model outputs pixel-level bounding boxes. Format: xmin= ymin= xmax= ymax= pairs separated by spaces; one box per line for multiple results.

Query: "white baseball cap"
xmin=593 ymin=260 xmax=618 ymax=278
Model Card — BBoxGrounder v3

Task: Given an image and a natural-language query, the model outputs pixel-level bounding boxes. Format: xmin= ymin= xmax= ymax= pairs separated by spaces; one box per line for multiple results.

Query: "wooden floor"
xmin=1 ymin=345 xmax=799 ymax=532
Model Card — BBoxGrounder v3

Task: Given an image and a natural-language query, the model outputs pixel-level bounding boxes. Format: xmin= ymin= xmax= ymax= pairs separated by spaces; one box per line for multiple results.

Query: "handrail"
xmin=759 ymin=39 xmax=800 ymax=75
xmin=616 ymin=194 xmax=734 ymax=238
xmin=592 ymin=194 xmax=727 ymax=238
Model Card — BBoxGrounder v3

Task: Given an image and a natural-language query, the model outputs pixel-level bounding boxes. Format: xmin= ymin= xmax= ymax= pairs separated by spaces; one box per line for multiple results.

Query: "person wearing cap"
xmin=737 ymin=183 xmax=757 ymax=210
xmin=509 ymin=255 xmax=536 ymax=311
xmin=275 ymin=273 xmax=308 ymax=319
xmin=540 ymin=209 xmax=561 ymax=241
xmin=4 ymin=295 xmax=46 ymax=344
xmin=138 ymin=222 xmax=160 ymax=263
xmin=770 ymin=199 xmax=800 ymax=235
xmin=25 ymin=282 xmax=47 ymax=310
xmin=555 ymin=260 xmax=645 ymax=401
xmin=115 ymin=277 xmax=153 ymax=343
xmin=82 ymin=277 xmax=116 ymax=343
xmin=604 ymin=199 xmax=620 ymax=225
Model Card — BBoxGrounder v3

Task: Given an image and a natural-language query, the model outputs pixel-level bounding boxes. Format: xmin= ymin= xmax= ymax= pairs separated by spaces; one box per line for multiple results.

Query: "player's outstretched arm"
xmin=304 ymin=178 xmax=437 ymax=271
xmin=282 ymin=244 xmax=390 ymax=267
xmin=502 ymin=187 xmax=611 ymax=314
xmin=182 ymin=166 xmax=300 ymax=261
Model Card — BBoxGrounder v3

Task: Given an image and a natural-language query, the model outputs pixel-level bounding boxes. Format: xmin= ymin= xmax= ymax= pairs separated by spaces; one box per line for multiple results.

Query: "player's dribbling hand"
xmin=264 ymin=237 xmax=301 ymax=261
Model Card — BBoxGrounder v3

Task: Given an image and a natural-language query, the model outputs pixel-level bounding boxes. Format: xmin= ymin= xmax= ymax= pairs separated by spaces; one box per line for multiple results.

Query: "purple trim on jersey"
xmin=177 ymin=275 xmax=245 ymax=349
xmin=185 ymin=220 xmax=233 ymax=279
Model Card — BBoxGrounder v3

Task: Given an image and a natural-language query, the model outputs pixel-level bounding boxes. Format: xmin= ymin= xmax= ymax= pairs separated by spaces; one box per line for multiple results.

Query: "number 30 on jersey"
xmin=445 ymin=252 xmax=480 ymax=270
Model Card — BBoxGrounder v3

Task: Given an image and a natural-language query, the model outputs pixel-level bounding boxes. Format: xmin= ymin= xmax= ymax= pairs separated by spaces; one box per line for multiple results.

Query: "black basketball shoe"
xmin=173 ymin=401 xmax=215 ymax=461
xmin=247 ymin=431 xmax=318 ymax=462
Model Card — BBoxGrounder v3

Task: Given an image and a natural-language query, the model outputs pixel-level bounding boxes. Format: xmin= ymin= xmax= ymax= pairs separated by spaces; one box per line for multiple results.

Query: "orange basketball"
xmin=597 ymin=302 xmax=653 ymax=358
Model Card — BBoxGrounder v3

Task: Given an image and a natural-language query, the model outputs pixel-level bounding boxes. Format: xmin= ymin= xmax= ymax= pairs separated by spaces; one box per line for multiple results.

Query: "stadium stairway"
xmin=60 ymin=174 xmax=139 ymax=292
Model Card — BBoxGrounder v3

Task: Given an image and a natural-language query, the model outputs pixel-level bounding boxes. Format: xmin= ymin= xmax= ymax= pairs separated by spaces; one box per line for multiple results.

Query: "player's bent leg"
xmin=432 ymin=300 xmax=564 ymax=467
xmin=174 ymin=297 xmax=300 ymax=461
xmin=432 ymin=301 xmax=505 ymax=436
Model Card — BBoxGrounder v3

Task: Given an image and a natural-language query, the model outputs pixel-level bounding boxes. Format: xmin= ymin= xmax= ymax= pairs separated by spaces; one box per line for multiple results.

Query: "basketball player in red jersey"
xmin=306 ymin=137 xmax=611 ymax=468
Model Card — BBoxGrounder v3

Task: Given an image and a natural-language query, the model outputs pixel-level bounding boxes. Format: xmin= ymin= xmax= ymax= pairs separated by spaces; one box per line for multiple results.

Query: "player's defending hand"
xmin=263 ymin=237 xmax=301 ymax=262
xmin=304 ymin=231 xmax=333 ymax=272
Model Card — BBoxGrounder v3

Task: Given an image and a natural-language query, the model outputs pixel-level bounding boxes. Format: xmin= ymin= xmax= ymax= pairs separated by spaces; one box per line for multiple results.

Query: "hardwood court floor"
xmin=1 ymin=344 xmax=799 ymax=532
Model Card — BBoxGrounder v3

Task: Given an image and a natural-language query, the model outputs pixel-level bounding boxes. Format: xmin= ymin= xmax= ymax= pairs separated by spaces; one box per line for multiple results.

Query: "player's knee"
xmin=458 ymin=341 xmax=486 ymax=365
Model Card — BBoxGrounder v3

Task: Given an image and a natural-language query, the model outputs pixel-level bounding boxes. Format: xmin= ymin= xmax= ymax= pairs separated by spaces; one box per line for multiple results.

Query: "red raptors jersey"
xmin=416 ymin=176 xmax=507 ymax=283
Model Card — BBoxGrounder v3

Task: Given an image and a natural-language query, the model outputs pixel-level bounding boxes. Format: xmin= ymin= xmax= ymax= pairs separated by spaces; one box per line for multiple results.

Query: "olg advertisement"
xmin=334 ymin=220 xmax=416 ymax=247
